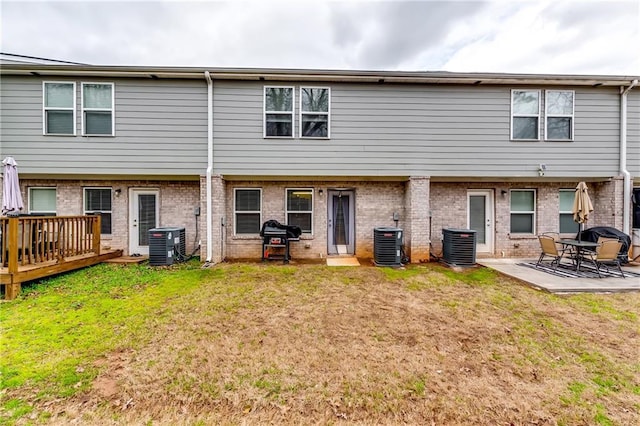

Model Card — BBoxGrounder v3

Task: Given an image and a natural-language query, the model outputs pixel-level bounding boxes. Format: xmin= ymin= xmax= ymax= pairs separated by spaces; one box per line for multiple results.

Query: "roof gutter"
xmin=204 ymin=71 xmax=213 ymax=263
xmin=620 ymin=79 xmax=638 ymax=235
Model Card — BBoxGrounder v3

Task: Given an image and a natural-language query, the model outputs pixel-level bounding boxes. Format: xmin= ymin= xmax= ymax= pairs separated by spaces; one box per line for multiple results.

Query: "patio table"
xmin=559 ymin=239 xmax=600 ymax=273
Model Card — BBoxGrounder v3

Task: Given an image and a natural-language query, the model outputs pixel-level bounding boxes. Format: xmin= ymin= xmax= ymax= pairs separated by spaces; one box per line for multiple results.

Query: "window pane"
xmin=287 ymin=190 xmax=312 ymax=211
xmin=513 ymin=117 xmax=538 ymax=139
xmin=85 ymin=111 xmax=113 ymax=134
xmin=85 ymin=189 xmax=112 ymax=210
xmin=288 ymin=213 xmax=312 ymax=233
xmin=266 ymin=114 xmax=292 ymax=137
xmin=31 ymin=188 xmax=56 ymax=212
xmin=511 ymin=191 xmax=534 ymax=211
xmin=547 ymin=117 xmax=571 ymax=139
xmin=469 ymin=195 xmax=486 ymax=244
xmin=513 ymin=91 xmax=539 ymax=114
xmin=45 ymin=83 xmax=74 ymax=108
xmin=84 ymin=84 xmax=112 ymax=108
xmin=236 ymin=213 xmax=260 ymax=234
xmin=101 ymin=213 xmax=112 ymax=234
xmin=46 ymin=110 xmax=74 ymax=134
xmin=301 ymin=115 xmax=328 ymax=137
xmin=559 ymin=190 xmax=574 ymax=211
xmin=510 ymin=214 xmax=533 ymax=233
xmin=302 ymin=88 xmax=328 ymax=112
xmin=265 ymin=88 xmax=292 ymax=111
xmin=138 ymin=194 xmax=156 ymax=246
xmin=236 ymin=190 xmax=260 ymax=211
xmin=560 ymin=213 xmax=579 ymax=234
xmin=547 ymin=91 xmax=573 ymax=115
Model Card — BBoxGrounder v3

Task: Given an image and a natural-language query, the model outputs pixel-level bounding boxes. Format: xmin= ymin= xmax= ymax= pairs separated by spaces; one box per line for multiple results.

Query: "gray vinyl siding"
xmin=213 ymin=81 xmax=623 ymax=178
xmin=0 ymin=76 xmax=207 ymax=176
xmin=627 ymin=91 xmax=640 ymax=177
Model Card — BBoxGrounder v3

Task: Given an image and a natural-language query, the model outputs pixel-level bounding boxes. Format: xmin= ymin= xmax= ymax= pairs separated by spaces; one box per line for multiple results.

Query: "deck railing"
xmin=1 ymin=215 xmax=102 ymax=271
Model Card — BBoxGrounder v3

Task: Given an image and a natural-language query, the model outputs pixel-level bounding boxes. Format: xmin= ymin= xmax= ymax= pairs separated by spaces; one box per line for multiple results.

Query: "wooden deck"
xmin=1 ymin=215 xmax=122 ymax=300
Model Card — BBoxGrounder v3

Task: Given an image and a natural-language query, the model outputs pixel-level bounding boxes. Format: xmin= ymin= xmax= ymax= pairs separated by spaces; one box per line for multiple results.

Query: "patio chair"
xmin=581 ymin=240 xmax=625 ymax=278
xmin=536 ymin=235 xmax=568 ymax=271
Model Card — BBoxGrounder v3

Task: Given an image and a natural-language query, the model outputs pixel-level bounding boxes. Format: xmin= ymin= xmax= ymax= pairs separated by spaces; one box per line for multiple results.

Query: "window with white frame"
xmin=264 ymin=87 xmax=294 ymax=137
xmin=84 ymin=188 xmax=112 ymax=234
xmin=286 ymin=189 xmax=313 ymax=233
xmin=559 ymin=189 xmax=579 ymax=234
xmin=82 ymin=83 xmax=114 ymax=135
xmin=234 ymin=189 xmax=262 ymax=234
xmin=511 ymin=90 xmax=540 ymax=140
xmin=545 ymin=90 xmax=574 ymax=140
xmin=300 ymin=87 xmax=330 ymax=138
xmin=510 ymin=189 xmax=536 ymax=234
xmin=43 ymin=82 xmax=75 ymax=135
xmin=29 ymin=187 xmax=57 ymax=215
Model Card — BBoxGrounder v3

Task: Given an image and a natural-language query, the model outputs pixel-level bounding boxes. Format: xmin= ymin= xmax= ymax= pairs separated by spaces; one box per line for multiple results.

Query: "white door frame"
xmin=327 ymin=189 xmax=355 ymax=255
xmin=467 ymin=190 xmax=494 ymax=254
xmin=129 ymin=188 xmax=160 ymax=255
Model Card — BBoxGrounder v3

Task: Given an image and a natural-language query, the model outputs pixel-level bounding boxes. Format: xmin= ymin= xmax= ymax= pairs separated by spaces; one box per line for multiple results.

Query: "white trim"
xmin=544 ymin=90 xmax=574 ymax=141
xmin=467 ymin=189 xmax=494 ymax=253
xmin=510 ymin=89 xmax=541 ymax=141
xmin=28 ymin=187 xmax=57 ymax=214
xmin=509 ymin=189 xmax=537 ymax=234
xmin=558 ymin=188 xmax=579 ymax=234
xmin=43 ymin=81 xmax=76 ymax=136
xmin=263 ymin=86 xmax=294 ymax=138
xmin=128 ymin=188 xmax=160 ymax=255
xmin=81 ymin=82 xmax=115 ymax=136
xmin=299 ymin=86 xmax=330 ymax=139
xmin=285 ymin=188 xmax=314 ymax=234
xmin=233 ymin=188 xmax=262 ymax=235
xmin=83 ymin=187 xmax=113 ymax=235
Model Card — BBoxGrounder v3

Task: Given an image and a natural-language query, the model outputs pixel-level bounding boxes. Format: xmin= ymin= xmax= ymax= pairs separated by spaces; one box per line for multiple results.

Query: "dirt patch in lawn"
xmin=34 ymin=263 xmax=640 ymax=425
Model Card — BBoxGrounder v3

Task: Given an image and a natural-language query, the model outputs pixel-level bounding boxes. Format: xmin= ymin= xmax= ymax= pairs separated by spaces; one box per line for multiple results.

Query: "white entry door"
xmin=129 ymin=188 xmax=159 ymax=255
xmin=467 ymin=190 xmax=494 ymax=254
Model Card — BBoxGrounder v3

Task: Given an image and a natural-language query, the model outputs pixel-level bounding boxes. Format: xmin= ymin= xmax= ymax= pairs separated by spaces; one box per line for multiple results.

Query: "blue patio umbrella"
xmin=2 ymin=156 xmax=24 ymax=216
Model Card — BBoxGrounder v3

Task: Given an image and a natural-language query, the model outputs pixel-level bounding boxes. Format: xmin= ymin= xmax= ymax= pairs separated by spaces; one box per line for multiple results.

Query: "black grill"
xmin=442 ymin=228 xmax=476 ymax=266
xmin=260 ymin=220 xmax=301 ymax=264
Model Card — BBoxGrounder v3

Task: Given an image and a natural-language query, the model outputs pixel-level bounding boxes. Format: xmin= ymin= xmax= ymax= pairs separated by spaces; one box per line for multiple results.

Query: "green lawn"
xmin=1 ymin=261 xmax=639 ymax=425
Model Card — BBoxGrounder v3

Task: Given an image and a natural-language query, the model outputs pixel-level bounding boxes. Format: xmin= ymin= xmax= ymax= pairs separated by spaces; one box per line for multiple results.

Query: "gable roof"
xmin=0 ymin=59 xmax=637 ymax=87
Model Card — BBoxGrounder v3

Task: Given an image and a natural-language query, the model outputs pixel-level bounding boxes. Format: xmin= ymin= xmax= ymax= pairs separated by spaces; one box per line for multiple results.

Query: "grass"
xmin=1 ymin=260 xmax=639 ymax=425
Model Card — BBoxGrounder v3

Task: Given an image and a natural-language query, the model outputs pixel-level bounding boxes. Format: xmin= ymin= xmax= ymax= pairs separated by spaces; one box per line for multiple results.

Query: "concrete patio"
xmin=478 ymin=258 xmax=640 ymax=293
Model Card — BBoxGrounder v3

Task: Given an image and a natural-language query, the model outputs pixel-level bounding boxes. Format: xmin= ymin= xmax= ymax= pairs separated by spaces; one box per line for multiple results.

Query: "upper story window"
xmin=234 ymin=188 xmax=262 ymax=235
xmin=511 ymin=90 xmax=540 ymax=140
xmin=264 ymin=87 xmax=294 ymax=138
xmin=82 ymin=83 xmax=114 ymax=136
xmin=300 ymin=87 xmax=330 ymax=138
xmin=286 ymin=189 xmax=313 ymax=234
xmin=29 ymin=187 xmax=57 ymax=215
xmin=545 ymin=90 xmax=574 ymax=141
xmin=43 ymin=82 xmax=76 ymax=135
xmin=559 ymin=189 xmax=579 ymax=234
xmin=510 ymin=189 xmax=536 ymax=234
xmin=84 ymin=188 xmax=112 ymax=234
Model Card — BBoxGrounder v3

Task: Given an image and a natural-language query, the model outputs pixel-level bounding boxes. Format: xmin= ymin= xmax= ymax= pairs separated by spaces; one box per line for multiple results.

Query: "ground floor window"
xmin=286 ymin=188 xmax=313 ymax=234
xmin=28 ymin=187 xmax=57 ymax=215
xmin=559 ymin=189 xmax=579 ymax=234
xmin=84 ymin=188 xmax=112 ymax=234
xmin=235 ymin=188 xmax=262 ymax=234
xmin=510 ymin=189 xmax=536 ymax=234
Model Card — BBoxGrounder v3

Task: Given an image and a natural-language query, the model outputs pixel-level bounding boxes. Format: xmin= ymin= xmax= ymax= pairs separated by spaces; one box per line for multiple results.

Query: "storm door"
xmin=467 ymin=190 xmax=494 ymax=253
xmin=129 ymin=188 xmax=159 ymax=255
xmin=327 ymin=189 xmax=355 ymax=255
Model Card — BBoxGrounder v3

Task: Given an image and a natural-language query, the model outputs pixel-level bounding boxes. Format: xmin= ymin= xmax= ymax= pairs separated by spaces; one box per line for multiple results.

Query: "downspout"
xmin=620 ymin=79 xmax=638 ymax=235
xmin=204 ymin=71 xmax=213 ymax=262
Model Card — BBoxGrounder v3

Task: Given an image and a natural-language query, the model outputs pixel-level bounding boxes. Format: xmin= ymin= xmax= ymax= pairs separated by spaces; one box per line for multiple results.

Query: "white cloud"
xmin=1 ymin=0 xmax=638 ymax=75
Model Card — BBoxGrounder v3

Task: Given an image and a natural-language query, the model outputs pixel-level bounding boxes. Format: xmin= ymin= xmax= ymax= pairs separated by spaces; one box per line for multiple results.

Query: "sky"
xmin=1 ymin=0 xmax=639 ymax=75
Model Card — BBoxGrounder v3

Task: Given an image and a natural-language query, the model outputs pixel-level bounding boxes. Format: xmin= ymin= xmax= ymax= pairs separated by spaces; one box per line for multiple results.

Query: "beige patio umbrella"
xmin=572 ymin=181 xmax=594 ymax=241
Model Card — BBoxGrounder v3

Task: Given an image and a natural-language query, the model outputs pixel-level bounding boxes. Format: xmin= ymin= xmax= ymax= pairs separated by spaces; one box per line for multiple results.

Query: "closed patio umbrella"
xmin=2 ymin=156 xmax=24 ymax=216
xmin=572 ymin=181 xmax=594 ymax=241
